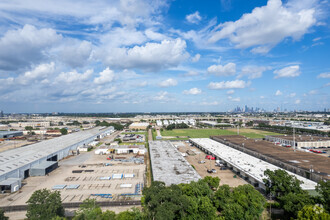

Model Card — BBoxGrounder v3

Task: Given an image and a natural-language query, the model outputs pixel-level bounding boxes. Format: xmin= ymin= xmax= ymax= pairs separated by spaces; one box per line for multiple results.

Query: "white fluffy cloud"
xmin=186 ymin=11 xmax=202 ymax=24
xmin=238 ymin=66 xmax=269 ymax=79
xmin=59 ymin=41 xmax=92 ymax=68
xmin=56 ymin=69 xmax=93 ymax=83
xmin=183 ymin=88 xmax=202 ymax=95
xmin=0 ymin=24 xmax=61 ymax=70
xmin=275 ymin=90 xmax=282 ymax=96
xmin=209 ymin=0 xmax=317 ymax=53
xmin=317 ymin=72 xmax=330 ymax=78
xmin=94 ymin=67 xmax=115 ymax=84
xmin=159 ymin=78 xmax=178 ymax=87
xmin=17 ymin=62 xmax=55 ymax=84
xmin=208 ymin=80 xmax=249 ymax=90
xmin=100 ymin=38 xmax=189 ymax=72
xmin=191 ymin=54 xmax=201 ymax=62
xmin=184 ymin=71 xmax=199 ymax=77
xmin=207 ymin=63 xmax=236 ymax=76
xmin=200 ymin=101 xmax=219 ymax=106
xmin=274 ymin=65 xmax=301 ymax=78
xmin=295 ymin=99 xmax=301 ymax=104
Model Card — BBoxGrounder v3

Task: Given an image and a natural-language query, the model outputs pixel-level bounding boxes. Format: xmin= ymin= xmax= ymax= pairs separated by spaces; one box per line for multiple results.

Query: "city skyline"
xmin=0 ymin=0 xmax=329 ymax=113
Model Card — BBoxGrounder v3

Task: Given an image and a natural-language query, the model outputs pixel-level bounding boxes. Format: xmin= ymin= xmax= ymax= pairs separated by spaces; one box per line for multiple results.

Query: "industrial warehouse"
xmin=265 ymin=135 xmax=330 ymax=149
xmin=149 ymin=141 xmax=201 ymax=186
xmin=211 ymin=135 xmax=330 ymax=182
xmin=0 ymin=127 xmax=114 ymax=192
xmin=190 ymin=138 xmax=317 ymax=191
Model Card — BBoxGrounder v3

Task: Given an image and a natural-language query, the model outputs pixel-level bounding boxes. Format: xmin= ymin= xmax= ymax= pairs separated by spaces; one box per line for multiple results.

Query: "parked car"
xmin=205 ymin=155 xmax=216 ymax=160
xmin=198 ymin=160 xmax=206 ymax=164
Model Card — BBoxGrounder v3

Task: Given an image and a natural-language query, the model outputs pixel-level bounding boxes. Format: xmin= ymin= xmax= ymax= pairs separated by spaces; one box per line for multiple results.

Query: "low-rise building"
xmin=265 ymin=135 xmax=330 ymax=149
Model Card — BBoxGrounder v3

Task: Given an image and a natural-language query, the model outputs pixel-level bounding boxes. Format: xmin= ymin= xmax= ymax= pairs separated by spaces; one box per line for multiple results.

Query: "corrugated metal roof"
xmin=0 ymin=127 xmax=113 ymax=177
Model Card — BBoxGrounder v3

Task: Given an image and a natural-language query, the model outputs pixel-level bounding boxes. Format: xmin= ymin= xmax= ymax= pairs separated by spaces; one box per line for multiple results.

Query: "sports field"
xmin=156 ymin=128 xmax=282 ymax=140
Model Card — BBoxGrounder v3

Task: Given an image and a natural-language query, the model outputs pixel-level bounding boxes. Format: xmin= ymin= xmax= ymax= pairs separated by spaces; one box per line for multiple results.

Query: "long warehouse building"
xmin=149 ymin=141 xmax=201 ymax=186
xmin=190 ymin=138 xmax=317 ymax=191
xmin=0 ymin=127 xmax=114 ymax=192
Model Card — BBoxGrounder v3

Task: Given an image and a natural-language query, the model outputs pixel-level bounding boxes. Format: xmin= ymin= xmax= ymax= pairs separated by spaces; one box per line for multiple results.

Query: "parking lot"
xmin=174 ymin=141 xmax=247 ymax=187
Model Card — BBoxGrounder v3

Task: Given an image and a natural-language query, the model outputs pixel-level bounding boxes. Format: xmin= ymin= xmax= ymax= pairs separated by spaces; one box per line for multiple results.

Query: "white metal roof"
xmin=0 ymin=127 xmax=111 ymax=177
xmin=149 ymin=141 xmax=201 ymax=186
xmin=190 ymin=138 xmax=317 ymax=190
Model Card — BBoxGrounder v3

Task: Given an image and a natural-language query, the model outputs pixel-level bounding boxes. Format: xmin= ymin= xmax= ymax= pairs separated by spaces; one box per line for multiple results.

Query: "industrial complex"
xmin=149 ymin=141 xmax=201 ymax=186
xmin=211 ymin=135 xmax=330 ymax=181
xmin=0 ymin=127 xmax=114 ymax=192
xmin=265 ymin=135 xmax=330 ymax=149
xmin=190 ymin=138 xmax=317 ymax=191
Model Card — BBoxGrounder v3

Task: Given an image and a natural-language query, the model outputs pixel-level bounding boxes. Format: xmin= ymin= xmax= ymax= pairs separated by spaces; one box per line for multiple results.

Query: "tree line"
xmin=1 ymin=171 xmax=328 ymax=219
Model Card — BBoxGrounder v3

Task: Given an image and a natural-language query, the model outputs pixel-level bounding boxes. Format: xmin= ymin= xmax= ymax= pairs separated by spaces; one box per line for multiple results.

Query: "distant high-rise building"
xmin=0 ymin=110 xmax=3 ymax=118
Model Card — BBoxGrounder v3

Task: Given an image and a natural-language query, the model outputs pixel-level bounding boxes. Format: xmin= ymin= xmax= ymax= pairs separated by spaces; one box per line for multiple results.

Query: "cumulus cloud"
xmin=59 ymin=41 xmax=92 ymax=68
xmin=186 ymin=11 xmax=202 ymax=24
xmin=208 ymin=80 xmax=249 ymax=90
xmin=238 ymin=66 xmax=269 ymax=79
xmin=99 ymin=38 xmax=189 ymax=72
xmin=183 ymin=88 xmax=202 ymax=95
xmin=159 ymin=78 xmax=178 ymax=87
xmin=209 ymin=0 xmax=317 ymax=53
xmin=317 ymin=72 xmax=330 ymax=78
xmin=295 ymin=99 xmax=301 ymax=104
xmin=0 ymin=24 xmax=61 ymax=70
xmin=275 ymin=90 xmax=282 ymax=96
xmin=191 ymin=54 xmax=201 ymax=62
xmin=94 ymin=67 xmax=115 ymax=84
xmin=207 ymin=63 xmax=236 ymax=76
xmin=153 ymin=91 xmax=172 ymax=102
xmin=17 ymin=62 xmax=55 ymax=84
xmin=56 ymin=69 xmax=93 ymax=83
xmin=274 ymin=65 xmax=301 ymax=78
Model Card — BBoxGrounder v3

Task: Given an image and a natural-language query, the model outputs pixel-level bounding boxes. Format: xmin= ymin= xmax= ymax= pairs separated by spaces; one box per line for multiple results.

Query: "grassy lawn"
xmin=159 ymin=128 xmax=282 ymax=139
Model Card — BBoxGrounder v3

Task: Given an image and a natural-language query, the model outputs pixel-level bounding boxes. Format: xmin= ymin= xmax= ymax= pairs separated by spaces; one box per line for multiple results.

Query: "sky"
xmin=0 ymin=0 xmax=329 ymax=113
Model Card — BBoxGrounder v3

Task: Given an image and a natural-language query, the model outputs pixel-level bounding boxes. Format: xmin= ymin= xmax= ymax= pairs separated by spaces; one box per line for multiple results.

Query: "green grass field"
xmin=156 ymin=128 xmax=282 ymax=139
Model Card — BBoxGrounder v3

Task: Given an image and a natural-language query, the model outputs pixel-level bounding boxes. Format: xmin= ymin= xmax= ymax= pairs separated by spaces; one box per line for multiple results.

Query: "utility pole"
xmin=237 ymin=124 xmax=240 ymax=135
xmin=293 ymin=127 xmax=295 ymax=152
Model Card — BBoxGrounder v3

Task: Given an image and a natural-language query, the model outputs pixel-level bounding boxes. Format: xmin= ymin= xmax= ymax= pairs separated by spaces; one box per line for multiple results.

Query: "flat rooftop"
xmin=0 ymin=127 xmax=111 ymax=177
xmin=149 ymin=141 xmax=201 ymax=186
xmin=190 ymin=138 xmax=317 ymax=190
xmin=267 ymin=135 xmax=330 ymax=142
xmin=212 ymin=135 xmax=330 ymax=180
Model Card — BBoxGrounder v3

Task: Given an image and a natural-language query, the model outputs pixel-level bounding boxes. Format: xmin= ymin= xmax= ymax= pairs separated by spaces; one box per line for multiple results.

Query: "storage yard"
xmin=190 ymin=138 xmax=317 ymax=191
xmin=0 ymin=142 xmax=145 ymax=207
xmin=149 ymin=141 xmax=201 ymax=186
xmin=211 ymin=135 xmax=330 ymax=181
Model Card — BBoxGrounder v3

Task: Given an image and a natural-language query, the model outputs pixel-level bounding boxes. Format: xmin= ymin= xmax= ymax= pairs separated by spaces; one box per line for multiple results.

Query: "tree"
xmin=0 ymin=209 xmax=9 ymax=220
xmin=25 ymin=126 xmax=33 ymax=131
xmin=316 ymin=180 xmax=330 ymax=213
xmin=116 ymin=208 xmax=143 ymax=220
xmin=297 ymin=205 xmax=330 ymax=220
xmin=60 ymin=128 xmax=68 ymax=135
xmin=279 ymin=192 xmax=313 ymax=218
xmin=263 ymin=169 xmax=303 ymax=198
xmin=26 ymin=189 xmax=64 ymax=220
xmin=202 ymin=176 xmax=220 ymax=190
xmin=213 ymin=184 xmax=266 ymax=220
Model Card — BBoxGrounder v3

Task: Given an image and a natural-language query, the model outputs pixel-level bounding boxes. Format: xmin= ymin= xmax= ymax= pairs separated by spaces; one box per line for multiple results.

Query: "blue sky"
xmin=0 ymin=0 xmax=329 ymax=113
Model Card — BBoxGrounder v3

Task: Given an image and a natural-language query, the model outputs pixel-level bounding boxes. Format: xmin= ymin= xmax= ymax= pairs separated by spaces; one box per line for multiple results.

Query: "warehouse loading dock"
xmin=30 ymin=161 xmax=58 ymax=176
xmin=0 ymin=178 xmax=21 ymax=193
